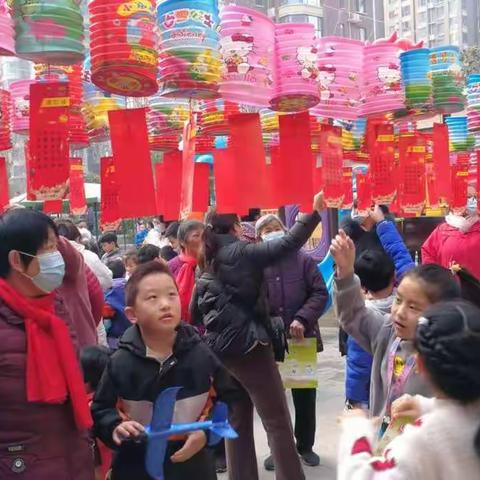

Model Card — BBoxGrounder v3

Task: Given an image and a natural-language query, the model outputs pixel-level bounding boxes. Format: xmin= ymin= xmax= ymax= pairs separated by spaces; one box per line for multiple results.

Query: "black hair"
xmin=403 ymin=264 xmax=461 ymax=304
xmin=415 ymin=300 xmax=480 ymax=457
xmin=160 ymin=245 xmax=178 ymax=262
xmin=80 ymin=346 xmax=111 ymax=391
xmin=137 ymin=244 xmax=161 ymax=264
xmin=107 ymin=259 xmax=126 ymax=279
xmin=177 ymin=220 xmax=204 ymax=245
xmin=56 ymin=220 xmax=81 ymax=242
xmin=452 ymin=266 xmax=480 ymax=309
xmin=165 ymin=221 xmax=180 ymax=239
xmin=203 ymin=210 xmax=239 ymax=269
xmin=147 ymin=221 xmax=154 ymax=229
xmin=0 ymin=209 xmax=58 ymax=278
xmin=355 ymin=250 xmax=395 ymax=293
xmin=99 ymin=232 xmax=118 ymax=246
xmin=125 ymin=261 xmax=175 ymax=307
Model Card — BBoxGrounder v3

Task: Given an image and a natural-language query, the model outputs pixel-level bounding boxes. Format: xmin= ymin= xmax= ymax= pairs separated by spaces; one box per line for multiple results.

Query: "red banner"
xmin=278 ymin=112 xmax=313 ymax=210
xmin=179 ymin=114 xmax=197 ymax=219
xmin=356 ymin=171 xmax=372 ymax=213
xmin=399 ymin=135 xmax=426 ymax=215
xmin=342 ymin=167 xmax=353 ymax=209
xmin=109 ymin=108 xmax=157 ymax=219
xmin=370 ymin=124 xmax=396 ymax=204
xmin=432 ymin=123 xmax=451 ymax=202
xmin=320 ymin=125 xmax=343 ymax=208
xmin=451 ymin=153 xmax=470 ymax=213
xmin=28 ymin=82 xmax=70 ymax=202
xmin=69 ymin=158 xmax=87 ymax=216
xmin=0 ymin=157 xmax=9 ymax=211
xmin=100 ymin=157 xmax=121 ymax=231
xmin=160 ymin=151 xmax=182 ymax=221
xmin=228 ymin=113 xmax=268 ymax=211
xmin=192 ymin=163 xmax=210 ymax=214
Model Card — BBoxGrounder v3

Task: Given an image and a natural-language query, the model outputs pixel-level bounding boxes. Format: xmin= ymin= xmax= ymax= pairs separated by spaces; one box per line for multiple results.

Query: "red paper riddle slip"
xmin=356 ymin=171 xmax=372 ymax=213
xmin=320 ymin=125 xmax=344 ymax=208
xmin=432 ymin=123 xmax=451 ymax=202
xmin=69 ymin=158 xmax=87 ymax=216
xmin=342 ymin=167 xmax=353 ymax=209
xmin=0 ymin=157 xmax=9 ymax=212
xmin=108 ymin=108 xmax=157 ymax=219
xmin=160 ymin=150 xmax=182 ymax=221
xmin=29 ymin=82 xmax=70 ymax=202
xmin=192 ymin=163 xmax=210 ymax=214
xmin=370 ymin=124 xmax=396 ymax=204
xmin=179 ymin=114 xmax=197 ymax=220
xmin=451 ymin=153 xmax=470 ymax=213
xmin=100 ymin=157 xmax=121 ymax=231
xmin=278 ymin=112 xmax=314 ymax=209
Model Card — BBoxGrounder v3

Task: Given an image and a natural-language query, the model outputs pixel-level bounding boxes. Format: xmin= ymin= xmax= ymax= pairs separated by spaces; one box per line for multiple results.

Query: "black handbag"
xmin=268 ymin=315 xmax=289 ymax=363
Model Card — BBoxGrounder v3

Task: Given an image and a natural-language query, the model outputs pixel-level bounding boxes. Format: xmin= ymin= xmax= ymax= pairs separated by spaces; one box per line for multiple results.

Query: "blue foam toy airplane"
xmin=145 ymin=387 xmax=238 ymax=480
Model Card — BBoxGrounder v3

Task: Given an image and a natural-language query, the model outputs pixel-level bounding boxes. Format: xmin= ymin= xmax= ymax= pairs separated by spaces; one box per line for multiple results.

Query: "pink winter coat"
xmin=421 ymin=221 xmax=480 ymax=279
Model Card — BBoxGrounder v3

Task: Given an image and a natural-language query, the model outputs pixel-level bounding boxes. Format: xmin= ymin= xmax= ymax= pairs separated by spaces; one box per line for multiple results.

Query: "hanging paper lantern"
xmin=430 ymin=46 xmax=465 ymax=114
xmin=35 ymin=63 xmax=89 ymax=150
xmin=157 ymin=0 xmax=221 ymax=98
xmin=0 ymin=0 xmax=15 ymax=56
xmin=195 ymin=135 xmax=216 ymax=153
xmin=198 ymin=100 xmax=241 ymax=136
xmin=362 ymin=43 xmax=404 ymax=117
xmin=310 ymin=37 xmax=363 ymax=121
xmin=12 ymin=0 xmax=85 ymax=64
xmin=270 ymin=23 xmax=319 ymax=112
xmin=149 ymin=133 xmax=180 ymax=152
xmin=399 ymin=48 xmax=432 ymax=116
xmin=219 ymin=6 xmax=275 ymax=107
xmin=445 ymin=116 xmax=475 ymax=152
xmin=148 ymin=95 xmax=190 ymax=134
xmin=466 ymin=74 xmax=480 ymax=134
xmin=89 ymin=0 xmax=158 ymax=97
xmin=10 ymin=79 xmax=33 ymax=134
xmin=0 ymin=89 xmax=12 ymax=150
xmin=0 ymin=57 xmax=33 ymax=87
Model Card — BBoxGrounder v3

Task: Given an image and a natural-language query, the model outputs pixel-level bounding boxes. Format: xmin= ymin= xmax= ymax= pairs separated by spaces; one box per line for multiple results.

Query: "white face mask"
xmin=466 ymin=197 xmax=478 ymax=215
xmin=19 ymin=251 xmax=65 ymax=293
xmin=261 ymin=230 xmax=286 ymax=242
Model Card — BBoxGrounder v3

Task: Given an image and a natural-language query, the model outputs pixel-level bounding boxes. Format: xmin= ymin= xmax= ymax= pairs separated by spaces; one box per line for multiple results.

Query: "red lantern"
xmin=89 ymin=0 xmax=158 ymax=97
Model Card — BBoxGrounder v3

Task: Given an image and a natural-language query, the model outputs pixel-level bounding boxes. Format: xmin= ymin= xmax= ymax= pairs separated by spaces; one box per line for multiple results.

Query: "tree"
xmin=461 ymin=47 xmax=480 ymax=77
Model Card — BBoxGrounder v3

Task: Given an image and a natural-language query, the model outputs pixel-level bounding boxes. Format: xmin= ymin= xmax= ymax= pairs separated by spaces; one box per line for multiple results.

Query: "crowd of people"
xmin=0 ymin=191 xmax=479 ymax=480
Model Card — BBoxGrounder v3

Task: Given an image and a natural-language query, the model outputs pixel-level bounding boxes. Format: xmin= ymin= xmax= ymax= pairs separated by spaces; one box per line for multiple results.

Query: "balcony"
xmin=277 ymin=0 xmax=323 ymax=18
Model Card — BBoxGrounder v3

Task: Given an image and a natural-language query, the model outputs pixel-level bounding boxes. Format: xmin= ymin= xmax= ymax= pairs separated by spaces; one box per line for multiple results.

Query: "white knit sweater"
xmin=338 ymin=398 xmax=480 ymax=480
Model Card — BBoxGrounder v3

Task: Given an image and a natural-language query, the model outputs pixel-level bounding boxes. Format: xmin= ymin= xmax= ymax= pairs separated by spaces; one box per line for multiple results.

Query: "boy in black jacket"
xmin=92 ymin=261 xmax=237 ymax=480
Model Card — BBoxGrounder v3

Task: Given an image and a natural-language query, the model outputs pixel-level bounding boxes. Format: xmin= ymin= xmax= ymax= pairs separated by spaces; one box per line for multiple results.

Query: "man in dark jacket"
xmin=256 ymin=214 xmax=328 ymax=470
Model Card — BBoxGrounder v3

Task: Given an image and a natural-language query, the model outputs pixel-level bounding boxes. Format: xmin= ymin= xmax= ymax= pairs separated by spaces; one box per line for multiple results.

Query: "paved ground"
xmin=219 ymin=320 xmax=345 ymax=480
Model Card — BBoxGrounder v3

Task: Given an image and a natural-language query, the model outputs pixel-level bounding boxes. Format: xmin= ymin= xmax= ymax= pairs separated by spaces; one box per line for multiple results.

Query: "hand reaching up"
xmin=313 ymin=191 xmax=326 ymax=214
xmin=370 ymin=204 xmax=385 ymax=224
xmin=330 ymin=230 xmax=356 ymax=280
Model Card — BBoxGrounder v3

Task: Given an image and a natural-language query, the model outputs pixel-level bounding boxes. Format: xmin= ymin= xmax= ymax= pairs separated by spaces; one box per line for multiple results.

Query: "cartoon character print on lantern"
xmin=377 ymin=63 xmax=402 ymax=93
xmin=220 ymin=33 xmax=254 ymax=76
xmin=318 ymin=65 xmax=336 ymax=101
xmin=297 ymin=47 xmax=319 ymax=81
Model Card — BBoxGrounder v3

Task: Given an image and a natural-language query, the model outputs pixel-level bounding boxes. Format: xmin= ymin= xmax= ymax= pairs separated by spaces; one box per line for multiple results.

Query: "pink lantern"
xmin=219 ymin=6 xmax=275 ymax=107
xmin=270 ymin=23 xmax=319 ymax=112
xmin=0 ymin=0 xmax=15 ymax=56
xmin=310 ymin=37 xmax=363 ymax=121
xmin=361 ymin=43 xmax=405 ymax=117
xmin=10 ymin=79 xmax=33 ymax=135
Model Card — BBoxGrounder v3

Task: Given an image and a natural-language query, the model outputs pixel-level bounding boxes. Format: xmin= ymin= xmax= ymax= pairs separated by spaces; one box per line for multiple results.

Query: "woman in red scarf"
xmin=168 ymin=220 xmax=205 ymax=323
xmin=0 ymin=209 xmax=94 ymax=479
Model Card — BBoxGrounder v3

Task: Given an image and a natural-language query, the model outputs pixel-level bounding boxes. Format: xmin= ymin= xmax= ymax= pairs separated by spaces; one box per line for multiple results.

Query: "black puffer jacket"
xmin=192 ymin=212 xmax=321 ymax=356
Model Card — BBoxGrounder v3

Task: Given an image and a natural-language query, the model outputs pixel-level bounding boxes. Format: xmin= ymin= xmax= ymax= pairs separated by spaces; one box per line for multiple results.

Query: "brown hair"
xmin=125 ymin=261 xmax=176 ymax=307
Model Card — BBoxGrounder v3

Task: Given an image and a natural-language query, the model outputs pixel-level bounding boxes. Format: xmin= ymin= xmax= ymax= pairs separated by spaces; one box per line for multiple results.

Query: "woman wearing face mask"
xmin=255 ymin=214 xmax=328 ymax=471
xmin=0 ymin=209 xmax=94 ymax=479
xmin=422 ymin=186 xmax=480 ymax=278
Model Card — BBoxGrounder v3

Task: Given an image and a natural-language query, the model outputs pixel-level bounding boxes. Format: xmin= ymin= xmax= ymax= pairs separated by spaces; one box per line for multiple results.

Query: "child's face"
xmin=126 ymin=273 xmax=181 ymax=334
xmin=391 ymin=277 xmax=431 ymax=340
xmin=125 ymin=259 xmax=138 ymax=276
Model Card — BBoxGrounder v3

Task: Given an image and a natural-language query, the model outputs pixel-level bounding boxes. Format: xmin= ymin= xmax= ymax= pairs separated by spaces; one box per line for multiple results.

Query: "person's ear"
xmin=125 ymin=306 xmax=138 ymax=324
xmin=8 ymin=250 xmax=26 ymax=274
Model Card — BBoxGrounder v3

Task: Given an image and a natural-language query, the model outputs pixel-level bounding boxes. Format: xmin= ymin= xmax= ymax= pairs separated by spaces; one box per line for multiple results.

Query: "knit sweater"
xmin=338 ymin=398 xmax=480 ymax=479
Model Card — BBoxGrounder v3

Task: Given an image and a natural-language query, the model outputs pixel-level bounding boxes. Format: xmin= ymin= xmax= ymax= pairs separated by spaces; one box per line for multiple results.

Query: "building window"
xmin=280 ymin=14 xmax=323 ymax=35
xmin=389 ymin=10 xmax=397 ymax=19
xmin=339 ymin=23 xmax=345 ymax=36
xmin=402 ymin=21 xmax=410 ymax=31
xmin=279 ymin=0 xmax=320 ymax=6
xmin=418 ymin=12 xmax=427 ymax=24
xmin=401 ymin=5 xmax=410 ymax=16
xmin=359 ymin=27 xmax=367 ymax=41
xmin=356 ymin=0 xmax=366 ymax=14
xmin=418 ymin=0 xmax=427 ymax=6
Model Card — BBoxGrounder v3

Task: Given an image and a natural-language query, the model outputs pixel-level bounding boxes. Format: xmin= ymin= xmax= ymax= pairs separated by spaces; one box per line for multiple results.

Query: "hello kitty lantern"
xmin=157 ymin=0 xmax=221 ymax=98
xmin=270 ymin=23 xmax=320 ymax=112
xmin=0 ymin=0 xmax=15 ymax=56
xmin=12 ymin=0 xmax=85 ymax=64
xmin=10 ymin=79 xmax=33 ymax=135
xmin=362 ymin=43 xmax=405 ymax=117
xmin=310 ymin=37 xmax=363 ymax=121
xmin=219 ymin=6 xmax=275 ymax=107
xmin=89 ymin=0 xmax=158 ymax=97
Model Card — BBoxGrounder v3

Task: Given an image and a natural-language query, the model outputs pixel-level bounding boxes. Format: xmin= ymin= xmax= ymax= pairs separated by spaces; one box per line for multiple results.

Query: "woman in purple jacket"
xmin=256 ymin=214 xmax=328 ymax=471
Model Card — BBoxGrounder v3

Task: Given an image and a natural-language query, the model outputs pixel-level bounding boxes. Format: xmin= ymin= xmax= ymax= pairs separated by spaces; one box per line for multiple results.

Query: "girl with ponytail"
xmin=338 ymin=300 xmax=480 ymax=479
